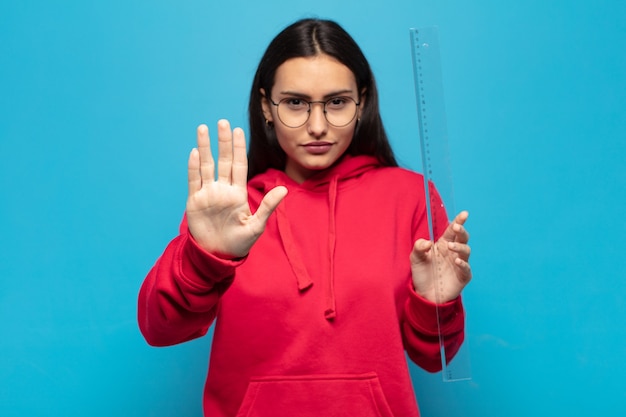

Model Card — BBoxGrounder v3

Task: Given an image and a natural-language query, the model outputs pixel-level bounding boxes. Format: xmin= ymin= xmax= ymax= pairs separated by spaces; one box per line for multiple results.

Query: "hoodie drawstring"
xmin=276 ymin=202 xmax=314 ymax=292
xmin=274 ymin=175 xmax=340 ymax=320
xmin=324 ymin=176 xmax=339 ymax=320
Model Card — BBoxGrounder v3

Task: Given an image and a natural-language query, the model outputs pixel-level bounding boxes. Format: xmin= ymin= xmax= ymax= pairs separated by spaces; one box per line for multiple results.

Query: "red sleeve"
xmin=137 ymin=215 xmax=244 ymax=347
xmin=401 ymin=179 xmax=465 ymax=372
xmin=401 ymin=286 xmax=465 ymax=372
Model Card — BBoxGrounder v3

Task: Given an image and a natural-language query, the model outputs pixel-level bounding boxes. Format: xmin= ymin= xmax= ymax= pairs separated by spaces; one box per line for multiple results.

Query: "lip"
xmin=302 ymin=141 xmax=334 ymax=155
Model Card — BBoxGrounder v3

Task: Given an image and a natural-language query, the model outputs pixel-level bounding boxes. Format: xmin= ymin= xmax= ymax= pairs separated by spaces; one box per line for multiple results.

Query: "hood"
xmin=248 ymin=155 xmax=382 ymax=320
xmin=248 ymin=154 xmax=381 ymax=193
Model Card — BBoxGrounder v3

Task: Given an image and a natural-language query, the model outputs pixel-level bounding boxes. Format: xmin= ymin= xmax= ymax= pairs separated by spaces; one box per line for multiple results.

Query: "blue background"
xmin=1 ymin=0 xmax=624 ymax=416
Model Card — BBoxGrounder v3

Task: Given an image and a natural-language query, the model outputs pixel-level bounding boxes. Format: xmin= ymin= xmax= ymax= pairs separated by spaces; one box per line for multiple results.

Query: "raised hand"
xmin=186 ymin=120 xmax=288 ymax=258
xmin=410 ymin=211 xmax=472 ymax=303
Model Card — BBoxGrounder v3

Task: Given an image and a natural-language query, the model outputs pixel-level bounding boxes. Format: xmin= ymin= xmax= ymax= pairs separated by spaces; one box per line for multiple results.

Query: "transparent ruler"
xmin=410 ymin=26 xmax=471 ymax=382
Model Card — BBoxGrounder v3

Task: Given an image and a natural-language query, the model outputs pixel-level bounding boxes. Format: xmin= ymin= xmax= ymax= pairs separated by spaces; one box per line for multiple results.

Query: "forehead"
xmin=273 ymin=54 xmax=357 ymax=96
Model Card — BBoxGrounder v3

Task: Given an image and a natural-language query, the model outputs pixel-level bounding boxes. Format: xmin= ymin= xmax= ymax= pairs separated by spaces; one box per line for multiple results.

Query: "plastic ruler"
xmin=410 ymin=26 xmax=471 ymax=382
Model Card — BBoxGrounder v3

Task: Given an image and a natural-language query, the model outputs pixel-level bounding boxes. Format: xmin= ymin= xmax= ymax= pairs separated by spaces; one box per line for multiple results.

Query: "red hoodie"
xmin=138 ymin=155 xmax=464 ymax=417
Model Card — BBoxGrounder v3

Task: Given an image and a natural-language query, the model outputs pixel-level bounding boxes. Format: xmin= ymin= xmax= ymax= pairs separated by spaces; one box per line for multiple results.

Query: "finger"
xmin=442 ymin=210 xmax=469 ymax=243
xmin=231 ymin=127 xmax=249 ymax=187
xmin=197 ymin=124 xmax=215 ymax=184
xmin=188 ymin=148 xmax=201 ymax=195
xmin=216 ymin=119 xmax=233 ymax=183
xmin=454 ymin=210 xmax=469 ymax=225
xmin=410 ymin=238 xmax=432 ymax=263
xmin=454 ymin=257 xmax=473 ymax=283
xmin=447 ymin=241 xmax=471 ymax=261
xmin=452 ymin=222 xmax=470 ymax=244
xmin=253 ymin=186 xmax=288 ymax=226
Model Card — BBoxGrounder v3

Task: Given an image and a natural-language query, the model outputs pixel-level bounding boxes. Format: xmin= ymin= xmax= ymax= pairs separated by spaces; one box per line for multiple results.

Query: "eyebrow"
xmin=277 ymin=89 xmax=355 ymax=100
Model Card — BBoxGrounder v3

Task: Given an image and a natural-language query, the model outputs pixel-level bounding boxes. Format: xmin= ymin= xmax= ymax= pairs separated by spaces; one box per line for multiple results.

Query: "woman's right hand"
xmin=186 ymin=120 xmax=288 ymax=258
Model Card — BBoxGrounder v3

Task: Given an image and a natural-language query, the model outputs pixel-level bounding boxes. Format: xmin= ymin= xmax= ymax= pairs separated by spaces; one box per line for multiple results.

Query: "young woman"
xmin=138 ymin=18 xmax=472 ymax=417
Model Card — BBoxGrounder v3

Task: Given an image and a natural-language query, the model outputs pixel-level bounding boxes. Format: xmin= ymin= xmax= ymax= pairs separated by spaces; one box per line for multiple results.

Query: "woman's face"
xmin=261 ymin=54 xmax=363 ymax=183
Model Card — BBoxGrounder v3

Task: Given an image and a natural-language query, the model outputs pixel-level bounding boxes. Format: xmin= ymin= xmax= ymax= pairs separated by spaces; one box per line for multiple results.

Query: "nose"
xmin=307 ymin=102 xmax=328 ymax=137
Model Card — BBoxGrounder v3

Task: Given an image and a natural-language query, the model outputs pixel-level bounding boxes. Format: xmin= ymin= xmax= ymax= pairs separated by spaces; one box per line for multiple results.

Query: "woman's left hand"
xmin=410 ymin=211 xmax=472 ymax=303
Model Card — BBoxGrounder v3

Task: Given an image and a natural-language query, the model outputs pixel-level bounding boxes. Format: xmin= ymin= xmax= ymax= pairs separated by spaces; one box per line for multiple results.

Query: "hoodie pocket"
xmin=235 ymin=372 xmax=395 ymax=417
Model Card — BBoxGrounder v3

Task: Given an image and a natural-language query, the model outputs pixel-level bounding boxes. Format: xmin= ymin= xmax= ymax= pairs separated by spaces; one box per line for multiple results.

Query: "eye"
xmin=326 ymin=97 xmax=349 ymax=109
xmin=283 ymin=98 xmax=309 ymax=110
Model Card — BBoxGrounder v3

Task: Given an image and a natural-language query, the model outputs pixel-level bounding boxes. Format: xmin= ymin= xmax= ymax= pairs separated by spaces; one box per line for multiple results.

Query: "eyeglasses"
xmin=268 ymin=96 xmax=361 ymax=128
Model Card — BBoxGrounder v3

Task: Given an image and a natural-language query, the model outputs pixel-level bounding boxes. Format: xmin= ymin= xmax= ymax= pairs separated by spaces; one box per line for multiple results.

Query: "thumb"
xmin=253 ymin=186 xmax=288 ymax=226
xmin=410 ymin=238 xmax=432 ymax=264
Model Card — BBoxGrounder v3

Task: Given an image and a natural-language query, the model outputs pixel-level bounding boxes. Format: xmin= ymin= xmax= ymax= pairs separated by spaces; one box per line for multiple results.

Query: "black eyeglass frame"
xmin=267 ymin=96 xmax=361 ymax=128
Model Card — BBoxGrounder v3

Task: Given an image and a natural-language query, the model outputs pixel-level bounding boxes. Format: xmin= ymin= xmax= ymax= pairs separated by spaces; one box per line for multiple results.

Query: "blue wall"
xmin=1 ymin=1 xmax=624 ymax=416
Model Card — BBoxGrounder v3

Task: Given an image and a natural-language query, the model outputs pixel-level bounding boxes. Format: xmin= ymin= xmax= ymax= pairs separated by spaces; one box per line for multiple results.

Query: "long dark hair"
xmin=247 ymin=18 xmax=397 ymax=179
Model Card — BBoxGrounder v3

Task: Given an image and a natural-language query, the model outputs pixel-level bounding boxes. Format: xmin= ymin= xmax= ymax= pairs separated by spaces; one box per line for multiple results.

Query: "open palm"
xmin=186 ymin=120 xmax=287 ymax=258
xmin=410 ymin=211 xmax=472 ymax=303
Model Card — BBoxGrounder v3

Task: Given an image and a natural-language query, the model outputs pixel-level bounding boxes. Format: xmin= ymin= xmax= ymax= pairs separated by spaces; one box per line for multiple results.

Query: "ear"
xmin=260 ymin=88 xmax=274 ymax=123
xmin=357 ymin=88 xmax=367 ymax=120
